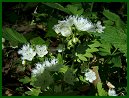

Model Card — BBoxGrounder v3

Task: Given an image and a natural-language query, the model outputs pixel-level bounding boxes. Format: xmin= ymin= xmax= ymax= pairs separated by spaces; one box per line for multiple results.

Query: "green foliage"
xmin=34 ymin=70 xmax=54 ymax=90
xmin=96 ymin=82 xmax=107 ymax=96
xmin=25 ymin=87 xmax=41 ymax=96
xmin=66 ymin=3 xmax=84 ymax=16
xmin=64 ymin=68 xmax=75 ymax=85
xmin=2 ymin=28 xmax=27 ymax=44
xmin=43 ymin=3 xmax=70 ymax=14
xmin=76 ymin=40 xmax=100 ymax=62
xmin=100 ymin=26 xmax=127 ymax=57
xmin=111 ymin=56 xmax=122 ymax=67
xmin=45 ymin=17 xmax=58 ymax=38
xmin=19 ymin=76 xmax=31 ymax=84
xmin=30 ymin=37 xmax=45 ymax=45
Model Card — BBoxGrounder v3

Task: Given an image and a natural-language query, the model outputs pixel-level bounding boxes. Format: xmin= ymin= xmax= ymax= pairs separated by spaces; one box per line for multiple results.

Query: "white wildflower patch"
xmin=85 ymin=69 xmax=96 ymax=83
xmin=32 ymin=58 xmax=58 ymax=76
xmin=35 ymin=45 xmax=48 ymax=57
xmin=18 ymin=44 xmax=36 ymax=61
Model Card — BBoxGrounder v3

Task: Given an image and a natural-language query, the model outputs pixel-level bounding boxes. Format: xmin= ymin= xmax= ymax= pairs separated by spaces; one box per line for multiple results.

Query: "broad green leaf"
xmin=111 ymin=56 xmax=122 ymax=67
xmin=45 ymin=17 xmax=58 ymax=38
xmin=2 ymin=28 xmax=27 ymax=43
xmin=86 ymin=48 xmax=99 ymax=53
xmin=19 ymin=76 xmax=31 ymax=84
xmin=42 ymin=3 xmax=70 ymax=14
xmin=30 ymin=37 xmax=45 ymax=45
xmin=34 ymin=70 xmax=53 ymax=90
xmin=77 ymin=54 xmax=87 ymax=61
xmin=103 ymin=10 xmax=120 ymax=22
xmin=88 ymin=40 xmax=101 ymax=48
xmin=84 ymin=52 xmax=93 ymax=58
xmin=66 ymin=4 xmax=84 ymax=16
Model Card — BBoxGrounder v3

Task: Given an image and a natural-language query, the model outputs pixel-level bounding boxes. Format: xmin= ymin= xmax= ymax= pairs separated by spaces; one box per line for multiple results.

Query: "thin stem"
xmin=90 ymin=2 xmax=94 ymax=12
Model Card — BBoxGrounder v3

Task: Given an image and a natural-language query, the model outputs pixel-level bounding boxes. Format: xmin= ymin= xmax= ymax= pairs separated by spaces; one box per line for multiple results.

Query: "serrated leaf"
xmin=59 ymin=65 xmax=68 ymax=73
xmin=43 ymin=3 xmax=70 ymax=14
xmin=19 ymin=76 xmax=31 ymax=84
xmin=103 ymin=10 xmax=120 ymax=22
xmin=77 ymin=54 xmax=87 ymax=61
xmin=88 ymin=40 xmax=101 ymax=48
xmin=66 ymin=4 xmax=84 ymax=16
xmin=86 ymin=48 xmax=99 ymax=53
xmin=84 ymin=52 xmax=93 ymax=58
xmin=111 ymin=56 xmax=122 ymax=67
xmin=46 ymin=17 xmax=58 ymax=38
xmin=34 ymin=70 xmax=53 ymax=90
xmin=30 ymin=37 xmax=45 ymax=45
xmin=2 ymin=28 xmax=27 ymax=43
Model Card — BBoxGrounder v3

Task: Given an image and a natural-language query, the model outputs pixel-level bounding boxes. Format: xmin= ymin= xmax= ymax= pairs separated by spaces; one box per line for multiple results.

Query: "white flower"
xmin=53 ymin=21 xmax=72 ymax=37
xmin=32 ymin=58 xmax=58 ymax=76
xmin=32 ymin=63 xmax=45 ymax=76
xmin=35 ymin=45 xmax=48 ymax=57
xmin=50 ymin=58 xmax=58 ymax=65
xmin=22 ymin=60 xmax=26 ymax=65
xmin=18 ymin=44 xmax=36 ymax=61
xmin=73 ymin=16 xmax=95 ymax=32
xmin=96 ymin=21 xmax=105 ymax=33
xmin=108 ymin=89 xmax=117 ymax=96
xmin=85 ymin=69 xmax=96 ymax=83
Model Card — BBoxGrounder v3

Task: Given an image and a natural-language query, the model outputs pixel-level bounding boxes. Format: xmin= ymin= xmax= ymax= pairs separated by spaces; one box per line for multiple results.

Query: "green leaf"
xmin=57 ymin=53 xmax=63 ymax=64
xmin=19 ymin=76 xmax=31 ymax=84
xmin=111 ymin=56 xmax=122 ymax=67
xmin=66 ymin=3 xmax=84 ymax=16
xmin=96 ymin=82 xmax=108 ymax=96
xmin=77 ymin=54 xmax=87 ymax=61
xmin=59 ymin=65 xmax=68 ymax=73
xmin=30 ymin=37 xmax=45 ymax=45
xmin=43 ymin=3 xmax=70 ymax=14
xmin=88 ymin=40 xmax=101 ymax=48
xmin=84 ymin=52 xmax=93 ymax=58
xmin=86 ymin=48 xmax=99 ymax=53
xmin=2 ymin=28 xmax=27 ymax=43
xmin=25 ymin=87 xmax=41 ymax=96
xmin=103 ymin=10 xmax=120 ymax=22
xmin=64 ymin=68 xmax=75 ymax=85
xmin=45 ymin=17 xmax=58 ymax=38
xmin=34 ymin=70 xmax=53 ymax=90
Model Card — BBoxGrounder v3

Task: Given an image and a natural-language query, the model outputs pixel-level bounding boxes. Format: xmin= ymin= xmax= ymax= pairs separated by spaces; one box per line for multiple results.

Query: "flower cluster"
xmin=53 ymin=15 xmax=105 ymax=37
xmin=18 ymin=44 xmax=48 ymax=63
xmin=85 ymin=69 xmax=96 ymax=83
xmin=32 ymin=58 xmax=58 ymax=76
